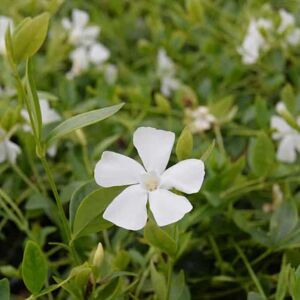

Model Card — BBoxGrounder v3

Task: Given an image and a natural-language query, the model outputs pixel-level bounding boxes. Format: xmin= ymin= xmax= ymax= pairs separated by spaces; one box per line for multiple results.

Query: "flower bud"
xmin=92 ymin=242 xmax=104 ymax=268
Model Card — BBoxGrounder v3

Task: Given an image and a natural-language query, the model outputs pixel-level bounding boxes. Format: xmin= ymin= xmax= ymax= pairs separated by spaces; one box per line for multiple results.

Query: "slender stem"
xmin=166 ymin=257 xmax=173 ymax=300
xmin=208 ymin=235 xmax=225 ymax=272
xmin=213 ymin=125 xmax=226 ymax=157
xmin=40 ymin=156 xmax=70 ymax=242
xmin=233 ymin=241 xmax=267 ymax=299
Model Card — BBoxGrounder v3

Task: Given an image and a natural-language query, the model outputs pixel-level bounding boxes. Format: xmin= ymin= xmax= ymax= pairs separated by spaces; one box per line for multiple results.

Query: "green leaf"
xmin=255 ymin=96 xmax=269 ymax=129
xmin=270 ymin=199 xmax=298 ymax=245
xmin=170 ymin=270 xmax=189 ymax=300
xmin=247 ymin=292 xmax=263 ymax=300
xmin=155 ymin=93 xmax=171 ymax=113
xmin=186 ymin=0 xmax=204 ymax=23
xmin=150 ymin=262 xmax=167 ymax=300
xmin=176 ymin=127 xmax=193 ymax=161
xmin=248 ymin=132 xmax=275 ymax=177
xmin=144 ymin=220 xmax=177 ymax=258
xmin=275 ymin=257 xmax=289 ymax=300
xmin=4 ymin=27 xmax=15 ymax=70
xmin=72 ymin=187 xmax=123 ymax=239
xmin=22 ymin=240 xmax=48 ymax=295
xmin=209 ymin=95 xmax=234 ymax=118
xmin=281 ymin=84 xmax=296 ymax=112
xmin=200 ymin=139 xmax=215 ymax=161
xmin=69 ymin=181 xmax=98 ymax=226
xmin=46 ymin=103 xmax=124 ymax=144
xmin=0 ymin=278 xmax=10 ymax=300
xmin=12 ymin=12 xmax=50 ymax=62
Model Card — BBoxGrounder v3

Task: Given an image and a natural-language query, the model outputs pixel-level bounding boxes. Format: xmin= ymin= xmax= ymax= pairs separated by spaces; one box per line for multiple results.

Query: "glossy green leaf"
xmin=46 ymin=103 xmax=124 ymax=144
xmin=176 ymin=127 xmax=193 ymax=161
xmin=13 ymin=12 xmax=50 ymax=62
xmin=22 ymin=241 xmax=48 ymax=295
xmin=255 ymin=96 xmax=269 ymax=129
xmin=0 ymin=278 xmax=10 ymax=300
xmin=72 ymin=187 xmax=123 ymax=239
xmin=281 ymin=84 xmax=296 ymax=112
xmin=144 ymin=220 xmax=177 ymax=258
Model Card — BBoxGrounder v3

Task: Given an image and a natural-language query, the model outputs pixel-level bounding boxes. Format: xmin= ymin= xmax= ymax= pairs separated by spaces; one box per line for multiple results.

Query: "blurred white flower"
xmin=185 ymin=106 xmax=216 ymax=133
xmin=104 ymin=64 xmax=118 ymax=85
xmin=157 ymin=48 xmax=180 ymax=97
xmin=278 ymin=9 xmax=300 ymax=46
xmin=62 ymin=9 xmax=100 ymax=46
xmin=238 ymin=18 xmax=272 ymax=65
xmin=0 ymin=16 xmax=13 ymax=55
xmin=94 ymin=127 xmax=205 ymax=230
xmin=21 ymin=99 xmax=61 ymax=157
xmin=67 ymin=47 xmax=90 ymax=79
xmin=271 ymin=104 xmax=300 ymax=163
xmin=0 ymin=128 xmax=21 ymax=164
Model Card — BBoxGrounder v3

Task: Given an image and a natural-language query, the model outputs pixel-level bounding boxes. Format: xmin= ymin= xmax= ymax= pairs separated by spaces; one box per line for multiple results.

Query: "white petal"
xmin=149 ymin=189 xmax=192 ymax=227
xmin=40 ymin=99 xmax=61 ymax=124
xmin=72 ymin=9 xmax=89 ymax=28
xmin=103 ymin=185 xmax=148 ymax=230
xmin=47 ymin=144 xmax=57 ymax=157
xmin=133 ymin=127 xmax=175 ymax=174
xmin=161 ymin=159 xmax=205 ymax=194
xmin=277 ymin=136 xmax=297 ymax=163
xmin=82 ymin=26 xmax=100 ymax=45
xmin=94 ymin=151 xmax=145 ymax=187
xmin=88 ymin=43 xmax=110 ymax=65
xmin=62 ymin=18 xmax=71 ymax=30
xmin=5 ymin=140 xmax=21 ymax=164
xmin=271 ymin=116 xmax=292 ymax=139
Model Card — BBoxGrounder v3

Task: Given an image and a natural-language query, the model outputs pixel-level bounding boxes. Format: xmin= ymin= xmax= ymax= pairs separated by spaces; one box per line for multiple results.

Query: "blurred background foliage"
xmin=1 ymin=0 xmax=300 ymax=299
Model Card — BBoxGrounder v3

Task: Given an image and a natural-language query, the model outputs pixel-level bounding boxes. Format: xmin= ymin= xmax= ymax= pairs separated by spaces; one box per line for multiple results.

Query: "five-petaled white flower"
xmin=157 ymin=48 xmax=180 ymax=97
xmin=238 ymin=18 xmax=272 ymax=65
xmin=94 ymin=127 xmax=205 ymax=230
xmin=0 ymin=16 xmax=13 ymax=55
xmin=185 ymin=106 xmax=216 ymax=133
xmin=0 ymin=128 xmax=21 ymax=164
xmin=271 ymin=102 xmax=300 ymax=163
xmin=21 ymin=99 xmax=61 ymax=157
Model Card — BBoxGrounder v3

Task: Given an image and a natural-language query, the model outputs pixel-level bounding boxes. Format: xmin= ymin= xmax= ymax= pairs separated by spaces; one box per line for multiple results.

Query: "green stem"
xmin=40 ymin=157 xmax=70 ymax=241
xmin=233 ymin=241 xmax=267 ymax=299
xmin=166 ymin=257 xmax=173 ymax=300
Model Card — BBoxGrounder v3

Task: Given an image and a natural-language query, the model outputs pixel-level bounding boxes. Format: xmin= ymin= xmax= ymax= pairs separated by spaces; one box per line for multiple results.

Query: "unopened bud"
xmin=92 ymin=243 xmax=104 ymax=268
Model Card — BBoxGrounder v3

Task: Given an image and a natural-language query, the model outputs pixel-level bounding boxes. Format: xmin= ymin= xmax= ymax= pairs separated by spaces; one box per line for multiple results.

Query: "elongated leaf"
xmin=0 ymin=278 xmax=10 ymax=300
xmin=176 ymin=127 xmax=193 ymax=161
xmin=150 ymin=262 xmax=167 ymax=300
xmin=22 ymin=241 xmax=48 ymax=295
xmin=13 ymin=12 xmax=50 ymax=62
xmin=144 ymin=220 xmax=177 ymax=257
xmin=46 ymin=103 xmax=124 ymax=144
xmin=72 ymin=187 xmax=123 ymax=239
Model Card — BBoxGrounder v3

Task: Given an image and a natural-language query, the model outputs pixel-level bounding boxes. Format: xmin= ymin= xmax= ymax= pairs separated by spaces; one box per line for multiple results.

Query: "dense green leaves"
xmin=46 ymin=103 xmax=124 ymax=144
xmin=22 ymin=241 xmax=48 ymax=295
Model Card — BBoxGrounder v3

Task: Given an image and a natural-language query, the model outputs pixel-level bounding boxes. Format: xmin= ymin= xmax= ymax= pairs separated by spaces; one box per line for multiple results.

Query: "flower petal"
xmin=5 ymin=140 xmax=21 ymax=164
xmin=271 ymin=116 xmax=292 ymax=140
xmin=277 ymin=136 xmax=297 ymax=163
xmin=133 ymin=127 xmax=175 ymax=174
xmin=161 ymin=159 xmax=205 ymax=194
xmin=88 ymin=43 xmax=110 ymax=65
xmin=103 ymin=185 xmax=148 ymax=230
xmin=72 ymin=9 xmax=89 ymax=28
xmin=94 ymin=151 xmax=145 ymax=187
xmin=149 ymin=189 xmax=192 ymax=227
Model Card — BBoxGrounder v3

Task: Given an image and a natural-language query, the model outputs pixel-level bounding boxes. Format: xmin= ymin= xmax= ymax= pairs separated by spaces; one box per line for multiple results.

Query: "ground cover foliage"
xmin=1 ymin=0 xmax=300 ymax=299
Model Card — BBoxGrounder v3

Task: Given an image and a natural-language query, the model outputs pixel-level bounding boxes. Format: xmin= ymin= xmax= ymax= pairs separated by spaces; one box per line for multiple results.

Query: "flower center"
xmin=141 ymin=171 xmax=160 ymax=192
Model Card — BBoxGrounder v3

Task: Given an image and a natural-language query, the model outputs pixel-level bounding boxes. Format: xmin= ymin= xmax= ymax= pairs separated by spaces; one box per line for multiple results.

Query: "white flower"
xmin=286 ymin=28 xmax=300 ymax=46
xmin=185 ymin=106 xmax=216 ymax=133
xmin=0 ymin=129 xmax=21 ymax=164
xmin=104 ymin=64 xmax=118 ymax=85
xmin=88 ymin=43 xmax=110 ymax=65
xmin=238 ymin=18 xmax=272 ymax=65
xmin=0 ymin=16 xmax=13 ymax=55
xmin=278 ymin=9 xmax=295 ymax=34
xmin=62 ymin=9 xmax=99 ymax=47
xmin=21 ymin=99 xmax=61 ymax=157
xmin=67 ymin=47 xmax=90 ymax=79
xmin=157 ymin=48 xmax=180 ymax=97
xmin=271 ymin=106 xmax=300 ymax=163
xmin=94 ymin=127 xmax=205 ymax=230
